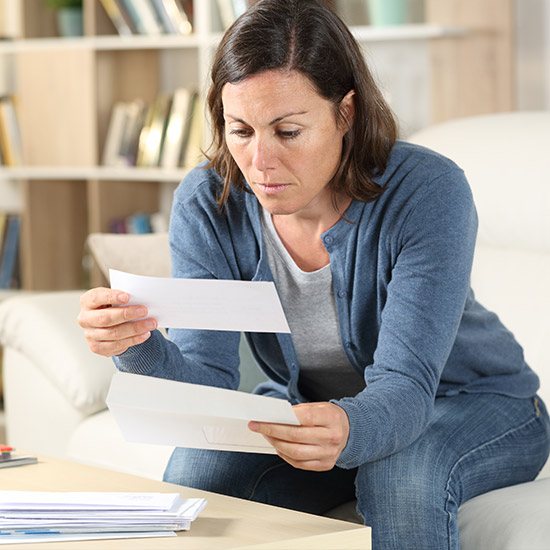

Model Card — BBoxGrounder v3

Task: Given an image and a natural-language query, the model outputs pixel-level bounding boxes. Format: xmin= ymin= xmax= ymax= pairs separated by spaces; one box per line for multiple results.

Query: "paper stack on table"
xmin=0 ymin=491 xmax=206 ymax=544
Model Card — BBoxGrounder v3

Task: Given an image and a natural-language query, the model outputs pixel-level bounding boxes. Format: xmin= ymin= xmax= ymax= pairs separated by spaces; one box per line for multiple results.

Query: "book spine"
xmin=99 ymin=0 xmax=133 ymax=36
xmin=156 ymin=0 xmax=193 ymax=35
xmin=0 ymin=215 xmax=20 ymax=289
xmin=0 ymin=97 xmax=23 ymax=166
xmin=160 ymin=88 xmax=192 ymax=169
xmin=130 ymin=0 xmax=166 ymax=35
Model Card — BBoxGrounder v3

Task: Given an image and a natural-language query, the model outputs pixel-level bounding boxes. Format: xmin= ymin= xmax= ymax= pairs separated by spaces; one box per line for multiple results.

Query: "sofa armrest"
xmin=0 ymin=291 xmax=115 ymax=416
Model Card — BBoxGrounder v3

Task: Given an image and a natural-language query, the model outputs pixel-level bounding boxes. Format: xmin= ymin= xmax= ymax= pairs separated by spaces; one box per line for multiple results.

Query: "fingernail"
xmin=118 ymin=293 xmax=129 ymax=303
xmin=145 ymin=319 xmax=156 ymax=329
xmin=249 ymin=421 xmax=259 ymax=431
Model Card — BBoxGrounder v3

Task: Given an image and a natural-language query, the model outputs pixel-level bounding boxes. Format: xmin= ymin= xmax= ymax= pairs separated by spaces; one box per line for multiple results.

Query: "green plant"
xmin=43 ymin=0 xmax=82 ymax=10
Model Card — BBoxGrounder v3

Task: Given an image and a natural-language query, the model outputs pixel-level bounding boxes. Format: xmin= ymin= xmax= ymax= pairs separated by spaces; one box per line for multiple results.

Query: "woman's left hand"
xmin=249 ymin=402 xmax=350 ymax=471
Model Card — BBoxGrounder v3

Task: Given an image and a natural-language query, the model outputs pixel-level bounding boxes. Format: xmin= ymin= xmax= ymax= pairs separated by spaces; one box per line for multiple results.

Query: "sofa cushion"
xmin=87 ymin=232 xmax=171 ymax=279
xmin=0 ymin=291 xmax=115 ymax=416
xmin=471 ymin=245 xmax=550 ymax=410
xmin=458 ymin=478 xmax=550 ymax=550
xmin=408 ymin=112 xmax=550 ymax=254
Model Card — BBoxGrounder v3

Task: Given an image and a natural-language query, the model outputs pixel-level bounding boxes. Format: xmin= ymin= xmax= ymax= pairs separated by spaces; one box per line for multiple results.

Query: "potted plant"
xmin=43 ymin=0 xmax=83 ymax=37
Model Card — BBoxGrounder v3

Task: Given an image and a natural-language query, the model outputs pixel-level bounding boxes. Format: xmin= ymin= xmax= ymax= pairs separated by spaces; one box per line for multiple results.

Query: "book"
xmin=150 ymin=0 xmax=192 ymax=35
xmin=0 ymin=214 xmax=20 ymax=289
xmin=135 ymin=101 xmax=157 ymax=167
xmin=160 ymin=88 xmax=194 ymax=168
xmin=118 ymin=100 xmax=148 ymax=166
xmin=102 ymin=101 xmax=131 ymax=166
xmin=103 ymin=88 xmax=199 ymax=169
xmin=99 ymin=0 xmax=133 ymax=36
xmin=180 ymin=93 xmax=204 ymax=169
xmin=0 ymin=212 xmax=8 ymax=250
xmin=137 ymin=93 xmax=172 ymax=167
xmin=113 ymin=0 xmax=139 ymax=33
xmin=179 ymin=0 xmax=194 ymax=28
xmin=119 ymin=0 xmax=164 ymax=35
xmin=0 ymin=97 xmax=23 ymax=166
xmin=102 ymin=100 xmax=148 ymax=166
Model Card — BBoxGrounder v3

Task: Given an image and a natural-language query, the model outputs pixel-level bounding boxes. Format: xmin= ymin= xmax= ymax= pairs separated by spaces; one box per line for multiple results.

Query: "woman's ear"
xmin=339 ymin=89 xmax=355 ymax=131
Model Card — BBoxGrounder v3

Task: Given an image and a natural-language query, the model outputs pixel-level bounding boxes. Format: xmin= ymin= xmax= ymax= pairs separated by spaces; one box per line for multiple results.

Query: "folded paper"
xmin=109 ymin=269 xmax=291 ymax=333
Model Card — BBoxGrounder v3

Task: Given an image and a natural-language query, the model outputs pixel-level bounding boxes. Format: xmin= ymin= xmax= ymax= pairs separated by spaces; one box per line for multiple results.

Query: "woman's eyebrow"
xmin=224 ymin=111 xmax=308 ymax=126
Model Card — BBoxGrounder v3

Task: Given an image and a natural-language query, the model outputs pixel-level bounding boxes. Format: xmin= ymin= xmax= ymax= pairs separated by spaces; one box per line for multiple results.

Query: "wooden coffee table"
xmin=0 ymin=453 xmax=371 ymax=549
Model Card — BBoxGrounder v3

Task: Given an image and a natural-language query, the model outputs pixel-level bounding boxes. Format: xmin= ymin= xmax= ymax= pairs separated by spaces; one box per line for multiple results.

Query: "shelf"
xmin=0 ymin=166 xmax=188 ymax=183
xmin=0 ymin=34 xmax=205 ymax=53
xmin=0 ymin=24 xmax=468 ymax=54
xmin=351 ymin=24 xmax=468 ymax=42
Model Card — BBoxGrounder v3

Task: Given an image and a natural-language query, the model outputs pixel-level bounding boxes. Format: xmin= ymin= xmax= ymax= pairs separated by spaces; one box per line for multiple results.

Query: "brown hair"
xmin=206 ymin=0 xmax=398 ymax=209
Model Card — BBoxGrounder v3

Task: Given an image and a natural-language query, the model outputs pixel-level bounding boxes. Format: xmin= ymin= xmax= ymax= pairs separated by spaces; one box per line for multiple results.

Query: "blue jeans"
xmin=164 ymin=393 xmax=550 ymax=549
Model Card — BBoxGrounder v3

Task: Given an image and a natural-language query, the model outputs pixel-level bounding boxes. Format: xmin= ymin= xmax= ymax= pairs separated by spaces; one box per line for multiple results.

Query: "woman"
xmin=78 ymin=1 xmax=550 ymax=548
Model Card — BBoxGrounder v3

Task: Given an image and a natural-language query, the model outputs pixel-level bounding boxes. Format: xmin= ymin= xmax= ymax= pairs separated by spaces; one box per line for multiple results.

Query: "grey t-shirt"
xmin=261 ymin=208 xmax=365 ymax=402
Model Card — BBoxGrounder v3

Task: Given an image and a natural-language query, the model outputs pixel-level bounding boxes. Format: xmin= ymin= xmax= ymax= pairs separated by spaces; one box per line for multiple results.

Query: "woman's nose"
xmin=252 ymin=136 xmax=276 ymax=172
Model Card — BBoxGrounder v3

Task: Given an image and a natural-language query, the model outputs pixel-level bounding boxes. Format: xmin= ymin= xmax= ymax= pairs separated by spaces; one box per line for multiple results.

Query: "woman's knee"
xmin=355 ymin=452 xmax=457 ymax=549
xmin=163 ymin=447 xmax=283 ymax=500
xmin=356 ymin=449 xmax=453 ymax=516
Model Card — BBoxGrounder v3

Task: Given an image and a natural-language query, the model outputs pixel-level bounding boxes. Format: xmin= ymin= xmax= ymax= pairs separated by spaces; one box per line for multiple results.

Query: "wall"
xmin=516 ymin=0 xmax=550 ymax=110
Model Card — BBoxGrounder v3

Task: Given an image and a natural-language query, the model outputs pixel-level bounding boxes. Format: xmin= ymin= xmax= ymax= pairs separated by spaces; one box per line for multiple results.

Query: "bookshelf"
xmin=0 ymin=0 xmax=514 ymax=291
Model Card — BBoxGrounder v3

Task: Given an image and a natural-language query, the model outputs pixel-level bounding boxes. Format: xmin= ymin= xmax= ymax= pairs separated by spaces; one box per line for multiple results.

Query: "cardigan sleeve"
xmin=113 ymin=169 xmax=243 ymax=390
xmin=335 ymin=166 xmax=478 ymax=468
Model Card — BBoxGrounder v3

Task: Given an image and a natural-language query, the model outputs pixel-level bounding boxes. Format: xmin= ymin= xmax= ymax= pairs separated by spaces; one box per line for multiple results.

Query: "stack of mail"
xmin=0 ymin=491 xmax=206 ymax=544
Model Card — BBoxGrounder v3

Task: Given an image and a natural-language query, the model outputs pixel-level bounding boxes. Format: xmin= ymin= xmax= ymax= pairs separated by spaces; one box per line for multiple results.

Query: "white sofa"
xmin=0 ymin=111 xmax=549 ymax=548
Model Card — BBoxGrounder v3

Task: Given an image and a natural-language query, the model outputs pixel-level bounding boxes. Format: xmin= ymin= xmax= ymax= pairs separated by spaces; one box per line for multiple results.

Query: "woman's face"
xmin=222 ymin=70 xmax=353 ymax=218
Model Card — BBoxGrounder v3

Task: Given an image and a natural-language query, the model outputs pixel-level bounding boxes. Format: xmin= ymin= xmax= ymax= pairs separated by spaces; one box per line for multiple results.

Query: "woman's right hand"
xmin=77 ymin=287 xmax=157 ymax=357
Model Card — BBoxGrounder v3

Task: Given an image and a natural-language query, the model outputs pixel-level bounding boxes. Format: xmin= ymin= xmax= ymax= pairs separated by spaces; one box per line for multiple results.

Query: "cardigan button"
xmin=337 ymin=290 xmax=347 ymax=298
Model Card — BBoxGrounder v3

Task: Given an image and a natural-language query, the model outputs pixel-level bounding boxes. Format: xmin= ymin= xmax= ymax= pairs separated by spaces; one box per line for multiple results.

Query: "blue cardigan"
xmin=115 ymin=141 xmax=539 ymax=469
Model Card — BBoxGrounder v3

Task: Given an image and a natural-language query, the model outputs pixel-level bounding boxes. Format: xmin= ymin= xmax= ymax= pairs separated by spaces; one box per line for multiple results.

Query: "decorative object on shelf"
xmin=43 ymin=0 xmax=84 ymax=37
xmin=366 ymin=0 xmax=406 ymax=26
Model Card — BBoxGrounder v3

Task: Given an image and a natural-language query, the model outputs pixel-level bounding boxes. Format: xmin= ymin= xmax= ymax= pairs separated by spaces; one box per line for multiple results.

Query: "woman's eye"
xmin=229 ymin=128 xmax=252 ymax=138
xmin=278 ymin=129 xmax=301 ymax=140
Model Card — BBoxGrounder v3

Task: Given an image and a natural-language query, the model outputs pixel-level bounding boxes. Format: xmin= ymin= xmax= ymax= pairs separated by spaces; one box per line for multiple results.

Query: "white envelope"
xmin=106 ymin=372 xmax=300 ymax=454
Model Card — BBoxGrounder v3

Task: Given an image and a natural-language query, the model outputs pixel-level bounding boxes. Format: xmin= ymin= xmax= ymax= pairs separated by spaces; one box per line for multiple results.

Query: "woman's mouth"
xmin=255 ymin=183 xmax=291 ymax=195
